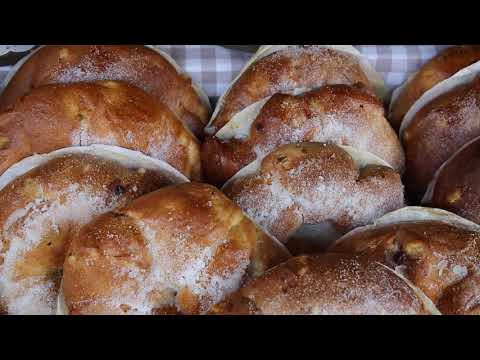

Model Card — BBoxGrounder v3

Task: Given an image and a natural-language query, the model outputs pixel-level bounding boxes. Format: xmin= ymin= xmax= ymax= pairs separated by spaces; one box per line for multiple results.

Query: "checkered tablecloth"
xmin=0 ymin=45 xmax=450 ymax=103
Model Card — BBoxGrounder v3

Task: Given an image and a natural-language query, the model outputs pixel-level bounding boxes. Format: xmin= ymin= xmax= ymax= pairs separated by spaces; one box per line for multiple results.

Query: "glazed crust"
xmin=427 ymin=138 xmax=480 ymax=224
xmin=62 ymin=182 xmax=290 ymax=315
xmin=0 ymin=153 xmax=178 ymax=314
xmin=202 ymin=84 xmax=403 ymax=186
xmin=391 ymin=45 xmax=480 ymax=131
xmin=403 ymin=75 xmax=480 ymax=201
xmin=0 ymin=81 xmax=201 ymax=180
xmin=0 ymin=45 xmax=210 ymax=138
xmin=210 ymin=253 xmax=433 ymax=315
xmin=330 ymin=221 xmax=480 ymax=315
xmin=208 ymin=46 xmax=373 ymax=133
xmin=223 ymin=143 xmax=404 ymax=253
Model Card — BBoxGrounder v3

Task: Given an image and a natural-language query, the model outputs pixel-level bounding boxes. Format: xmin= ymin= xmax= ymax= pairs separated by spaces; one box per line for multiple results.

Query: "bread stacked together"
xmin=2 ymin=45 xmax=480 ymax=315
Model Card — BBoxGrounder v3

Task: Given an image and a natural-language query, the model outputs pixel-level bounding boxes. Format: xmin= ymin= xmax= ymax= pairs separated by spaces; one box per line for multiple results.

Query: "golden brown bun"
xmin=222 ymin=143 xmax=404 ymax=254
xmin=208 ymin=46 xmax=374 ymax=133
xmin=0 ymin=81 xmax=201 ymax=180
xmin=391 ymin=45 xmax=480 ymax=131
xmin=0 ymin=45 xmax=210 ymax=138
xmin=403 ymin=75 xmax=480 ymax=201
xmin=0 ymin=151 xmax=182 ymax=314
xmin=62 ymin=182 xmax=290 ymax=315
xmin=425 ymin=137 xmax=480 ymax=224
xmin=331 ymin=220 xmax=480 ymax=315
xmin=210 ymin=253 xmax=435 ymax=315
xmin=202 ymin=84 xmax=404 ymax=186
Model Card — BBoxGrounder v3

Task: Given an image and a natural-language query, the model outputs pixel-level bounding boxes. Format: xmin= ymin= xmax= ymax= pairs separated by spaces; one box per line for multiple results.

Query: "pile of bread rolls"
xmin=1 ymin=45 xmax=480 ymax=315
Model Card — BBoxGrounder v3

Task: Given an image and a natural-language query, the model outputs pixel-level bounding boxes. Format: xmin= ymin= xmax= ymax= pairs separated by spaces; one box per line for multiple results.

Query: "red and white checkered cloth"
xmin=0 ymin=45 xmax=450 ymax=101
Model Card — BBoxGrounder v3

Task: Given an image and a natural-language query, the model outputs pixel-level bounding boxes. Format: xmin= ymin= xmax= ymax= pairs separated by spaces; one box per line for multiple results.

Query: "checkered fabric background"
xmin=0 ymin=45 xmax=450 ymax=103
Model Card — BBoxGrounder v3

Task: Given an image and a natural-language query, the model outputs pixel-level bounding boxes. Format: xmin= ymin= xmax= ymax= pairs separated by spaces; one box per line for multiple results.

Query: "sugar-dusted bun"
xmin=390 ymin=45 xmax=480 ymax=131
xmin=61 ymin=182 xmax=290 ymax=315
xmin=423 ymin=136 xmax=480 ymax=224
xmin=202 ymin=84 xmax=404 ymax=186
xmin=222 ymin=143 xmax=404 ymax=254
xmin=401 ymin=67 xmax=480 ymax=201
xmin=0 ymin=81 xmax=202 ymax=180
xmin=210 ymin=253 xmax=438 ymax=315
xmin=330 ymin=207 xmax=480 ymax=315
xmin=0 ymin=145 xmax=188 ymax=315
xmin=0 ymin=45 xmax=210 ymax=138
xmin=206 ymin=45 xmax=386 ymax=135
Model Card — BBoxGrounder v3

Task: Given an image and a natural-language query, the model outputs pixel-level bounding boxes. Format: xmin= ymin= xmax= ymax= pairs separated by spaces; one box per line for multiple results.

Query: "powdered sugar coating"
xmin=223 ymin=143 xmax=404 ymax=251
xmin=61 ymin=183 xmax=289 ymax=315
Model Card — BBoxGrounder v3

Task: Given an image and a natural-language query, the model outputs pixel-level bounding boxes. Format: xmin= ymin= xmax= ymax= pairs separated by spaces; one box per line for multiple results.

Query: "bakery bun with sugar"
xmin=0 ymin=145 xmax=188 ymax=315
xmin=205 ymin=45 xmax=386 ymax=135
xmin=401 ymin=62 xmax=480 ymax=201
xmin=0 ymin=45 xmax=210 ymax=138
xmin=202 ymin=84 xmax=404 ymax=186
xmin=0 ymin=81 xmax=202 ymax=180
xmin=222 ymin=142 xmax=404 ymax=254
xmin=330 ymin=207 xmax=480 ymax=315
xmin=423 ymin=136 xmax=480 ymax=225
xmin=390 ymin=45 xmax=480 ymax=131
xmin=60 ymin=182 xmax=290 ymax=315
xmin=210 ymin=253 xmax=439 ymax=315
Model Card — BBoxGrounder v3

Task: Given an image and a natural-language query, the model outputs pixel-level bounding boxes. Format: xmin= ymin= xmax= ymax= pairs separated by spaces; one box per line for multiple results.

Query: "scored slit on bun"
xmin=0 ymin=45 xmax=211 ymax=138
xmin=0 ymin=145 xmax=188 ymax=315
xmin=0 ymin=81 xmax=202 ymax=180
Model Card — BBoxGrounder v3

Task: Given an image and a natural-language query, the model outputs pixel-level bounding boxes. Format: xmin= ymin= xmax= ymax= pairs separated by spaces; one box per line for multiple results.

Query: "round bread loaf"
xmin=202 ymin=84 xmax=403 ymax=186
xmin=205 ymin=45 xmax=385 ymax=135
xmin=390 ymin=45 xmax=480 ymax=131
xmin=222 ymin=142 xmax=404 ymax=254
xmin=0 ymin=81 xmax=201 ymax=180
xmin=402 ymin=73 xmax=480 ymax=201
xmin=210 ymin=253 xmax=438 ymax=315
xmin=60 ymin=182 xmax=290 ymax=315
xmin=330 ymin=207 xmax=480 ymax=315
xmin=0 ymin=45 xmax=210 ymax=138
xmin=0 ymin=145 xmax=187 ymax=315
xmin=423 ymin=136 xmax=480 ymax=224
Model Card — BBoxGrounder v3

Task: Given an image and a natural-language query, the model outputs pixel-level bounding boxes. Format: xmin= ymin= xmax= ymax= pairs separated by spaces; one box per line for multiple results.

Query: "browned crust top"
xmin=210 ymin=253 xmax=431 ymax=315
xmin=391 ymin=45 xmax=480 ymax=131
xmin=62 ymin=182 xmax=289 ymax=315
xmin=0 ymin=45 xmax=210 ymax=138
xmin=209 ymin=46 xmax=372 ymax=133
xmin=223 ymin=143 xmax=404 ymax=250
xmin=202 ymin=84 xmax=403 ymax=186
xmin=0 ymin=153 xmax=177 ymax=314
xmin=330 ymin=221 xmax=480 ymax=315
xmin=403 ymin=75 xmax=480 ymax=201
xmin=0 ymin=81 xmax=201 ymax=180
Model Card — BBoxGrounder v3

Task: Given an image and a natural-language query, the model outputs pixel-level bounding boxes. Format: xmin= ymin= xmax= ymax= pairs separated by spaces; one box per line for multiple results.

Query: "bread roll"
xmin=0 ymin=81 xmax=201 ymax=180
xmin=202 ymin=84 xmax=404 ymax=186
xmin=390 ymin=45 xmax=480 ymax=131
xmin=210 ymin=253 xmax=438 ymax=315
xmin=402 ymin=73 xmax=480 ymax=201
xmin=0 ymin=145 xmax=187 ymax=315
xmin=330 ymin=207 xmax=480 ymax=315
xmin=423 ymin=136 xmax=480 ymax=224
xmin=0 ymin=45 xmax=210 ymax=138
xmin=61 ymin=182 xmax=290 ymax=315
xmin=205 ymin=45 xmax=386 ymax=135
xmin=222 ymin=143 xmax=404 ymax=254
